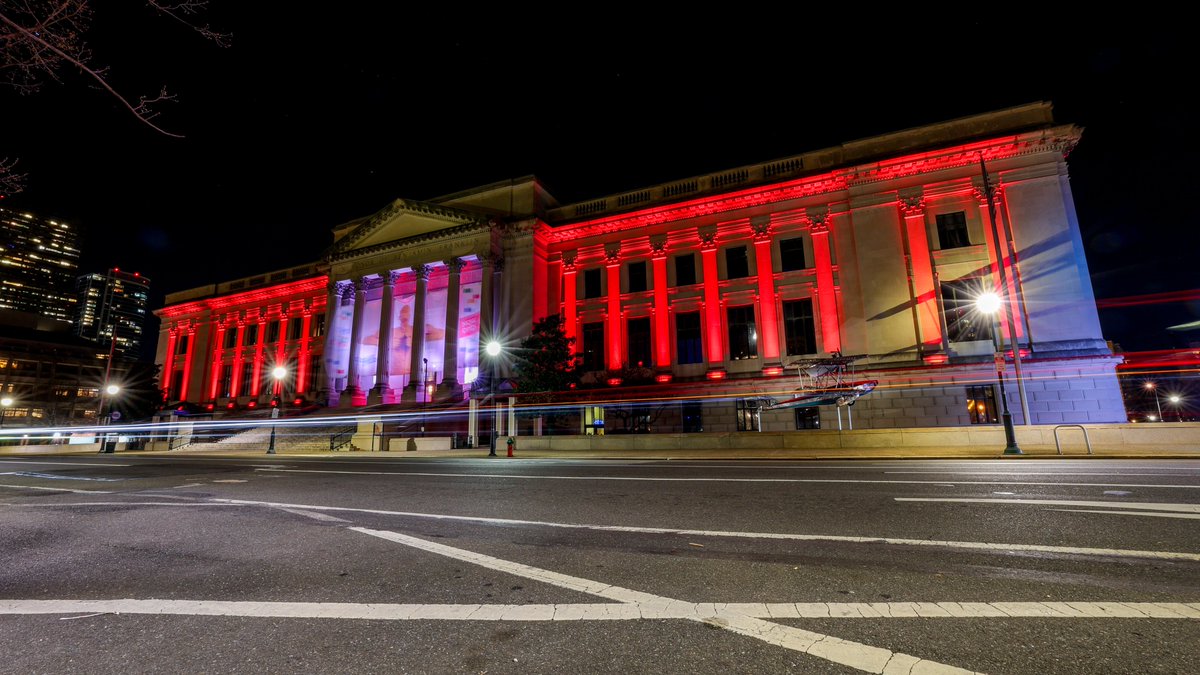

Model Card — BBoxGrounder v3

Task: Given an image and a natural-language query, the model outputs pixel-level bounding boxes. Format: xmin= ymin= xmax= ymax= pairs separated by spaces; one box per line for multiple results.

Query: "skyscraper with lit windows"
xmin=0 ymin=206 xmax=81 ymax=325
xmin=75 ymin=268 xmax=152 ymax=360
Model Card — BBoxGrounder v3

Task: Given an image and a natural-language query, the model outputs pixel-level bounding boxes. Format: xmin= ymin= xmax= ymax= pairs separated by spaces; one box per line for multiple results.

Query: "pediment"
xmin=327 ymin=198 xmax=484 ymax=259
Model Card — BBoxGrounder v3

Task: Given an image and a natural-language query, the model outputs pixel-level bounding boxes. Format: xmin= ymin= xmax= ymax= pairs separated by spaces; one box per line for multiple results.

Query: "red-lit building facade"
xmin=157 ymin=103 xmax=1126 ymax=429
xmin=154 ymin=264 xmax=327 ymax=410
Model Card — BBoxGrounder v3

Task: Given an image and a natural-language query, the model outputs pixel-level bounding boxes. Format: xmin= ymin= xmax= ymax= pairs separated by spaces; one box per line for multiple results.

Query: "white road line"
xmin=0 ymin=460 xmax=130 ymax=467
xmin=895 ymin=498 xmax=1200 ymax=514
xmin=173 ymin=483 xmax=204 ymax=489
xmin=254 ymin=468 xmax=1200 ymax=490
xmin=274 ymin=507 xmax=350 ymax=523
xmin=351 ymin=527 xmax=972 ymax=674
xmin=0 ymin=483 xmax=111 ymax=494
xmin=211 ymin=479 xmax=247 ymax=483
xmin=2 ymin=599 xmax=1195 ymax=621
xmin=1047 ymin=509 xmax=1200 ymax=520
xmin=204 ymin=498 xmax=1200 ymax=563
xmin=10 ymin=497 xmax=1199 ymax=563
xmin=886 ymin=471 xmax=1199 ymax=477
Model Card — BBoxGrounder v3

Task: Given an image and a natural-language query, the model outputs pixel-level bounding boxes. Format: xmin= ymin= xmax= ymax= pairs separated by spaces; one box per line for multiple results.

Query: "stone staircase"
xmin=177 ymin=421 xmax=359 ymax=453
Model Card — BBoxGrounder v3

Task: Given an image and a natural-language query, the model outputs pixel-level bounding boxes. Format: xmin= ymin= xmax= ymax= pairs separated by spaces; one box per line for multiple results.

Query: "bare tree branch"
xmin=147 ymin=0 xmax=231 ymax=47
xmin=0 ymin=157 xmax=27 ymax=197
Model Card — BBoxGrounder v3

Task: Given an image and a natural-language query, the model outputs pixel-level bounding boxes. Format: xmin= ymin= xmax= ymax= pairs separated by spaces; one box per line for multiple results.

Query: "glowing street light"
xmin=1144 ymin=382 xmax=1163 ymax=422
xmin=1168 ymin=394 xmax=1183 ymax=423
xmin=486 ymin=340 xmax=502 ymax=457
xmin=976 ymin=294 xmax=1021 ymax=455
xmin=0 ymin=396 xmax=12 ymax=429
xmin=267 ymin=366 xmax=287 ymax=454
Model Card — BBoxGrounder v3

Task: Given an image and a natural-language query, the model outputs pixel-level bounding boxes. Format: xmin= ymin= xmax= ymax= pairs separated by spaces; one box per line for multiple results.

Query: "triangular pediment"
xmin=327 ymin=198 xmax=484 ymax=259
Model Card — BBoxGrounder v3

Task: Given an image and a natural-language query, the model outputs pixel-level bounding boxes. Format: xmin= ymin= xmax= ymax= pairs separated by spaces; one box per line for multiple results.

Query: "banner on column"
xmin=459 ymin=281 xmax=482 ymax=383
xmin=389 ymin=292 xmax=415 ymax=389
xmin=422 ymin=284 xmax=449 ymax=388
xmin=358 ymin=295 xmax=382 ymax=390
xmin=327 ymin=302 xmax=354 ymax=379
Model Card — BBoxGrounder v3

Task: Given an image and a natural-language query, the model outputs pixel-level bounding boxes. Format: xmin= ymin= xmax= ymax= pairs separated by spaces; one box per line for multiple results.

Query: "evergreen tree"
xmin=512 ymin=314 xmax=579 ymax=404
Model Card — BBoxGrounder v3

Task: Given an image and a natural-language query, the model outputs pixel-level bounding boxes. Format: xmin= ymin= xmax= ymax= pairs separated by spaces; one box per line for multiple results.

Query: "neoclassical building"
xmin=156 ymin=102 xmax=1126 ymax=430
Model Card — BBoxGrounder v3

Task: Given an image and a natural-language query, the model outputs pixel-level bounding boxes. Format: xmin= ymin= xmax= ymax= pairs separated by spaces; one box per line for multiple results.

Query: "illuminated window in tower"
xmin=966 ymin=385 xmax=998 ymax=424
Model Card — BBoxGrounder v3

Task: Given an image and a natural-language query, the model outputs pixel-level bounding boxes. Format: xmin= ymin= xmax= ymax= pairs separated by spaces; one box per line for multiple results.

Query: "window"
xmin=675 ymin=253 xmax=696 ymax=286
xmin=936 ymin=211 xmax=971 ymax=249
xmin=725 ymin=246 xmax=750 ymax=279
xmin=966 ymin=385 xmax=998 ymax=424
xmin=682 ymin=401 xmax=703 ymax=433
xmin=239 ymin=363 xmax=253 ymax=396
xmin=170 ymin=371 xmax=184 ymax=401
xmin=675 ymin=312 xmax=703 ymax=365
xmin=224 ymin=328 xmax=238 ymax=349
xmin=727 ymin=305 xmax=758 ymax=360
xmin=582 ymin=322 xmax=605 ymax=371
xmin=266 ymin=321 xmax=280 ymax=344
xmin=627 ymin=317 xmax=651 ymax=367
xmin=735 ymin=399 xmax=760 ymax=431
xmin=288 ymin=317 xmax=304 ymax=340
xmin=306 ymin=358 xmax=322 ymax=394
xmin=176 ymin=334 xmax=190 ymax=354
xmin=628 ymin=261 xmax=647 ymax=293
xmin=780 ymin=237 xmax=806 ymax=272
xmin=220 ymin=365 xmax=233 ymax=398
xmin=243 ymin=324 xmax=258 ymax=346
xmin=795 ymin=407 xmax=821 ymax=429
xmin=782 ymin=299 xmax=817 ymax=356
xmin=942 ymin=278 xmax=994 ymax=343
xmin=583 ymin=269 xmax=602 ymax=299
xmin=311 ymin=313 xmax=326 ymax=337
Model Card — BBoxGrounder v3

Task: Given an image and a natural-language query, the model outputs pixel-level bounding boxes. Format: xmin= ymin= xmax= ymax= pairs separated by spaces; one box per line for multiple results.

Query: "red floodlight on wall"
xmin=655 ymin=373 xmax=673 ymax=383
xmin=762 ymin=366 xmax=783 ymax=376
xmin=247 ymin=400 xmax=257 ymax=408
xmin=205 ymin=403 xmax=215 ymax=411
xmin=606 ymin=377 xmax=623 ymax=387
xmin=226 ymin=402 xmax=236 ymax=409
xmin=293 ymin=397 xmax=304 ymax=406
xmin=706 ymin=370 xmax=727 ymax=380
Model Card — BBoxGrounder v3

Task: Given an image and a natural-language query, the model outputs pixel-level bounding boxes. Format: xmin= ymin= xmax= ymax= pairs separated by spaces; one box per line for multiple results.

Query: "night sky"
xmin=3 ymin=7 xmax=1197 ymax=356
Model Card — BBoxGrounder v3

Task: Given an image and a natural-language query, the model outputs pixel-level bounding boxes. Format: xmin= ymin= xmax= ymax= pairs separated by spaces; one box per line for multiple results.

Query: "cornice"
xmin=327 ymin=220 xmax=491 ymax=263
xmin=325 ymin=198 xmax=486 ymax=259
xmin=157 ymin=276 xmax=329 ymax=319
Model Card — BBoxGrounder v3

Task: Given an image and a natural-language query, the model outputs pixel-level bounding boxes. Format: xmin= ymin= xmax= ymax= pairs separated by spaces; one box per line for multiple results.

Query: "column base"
xmin=437 ymin=379 xmax=462 ymax=401
xmin=367 ymin=385 xmax=392 ymax=405
xmin=399 ymin=383 xmax=419 ymax=403
xmin=338 ymin=387 xmax=361 ymax=408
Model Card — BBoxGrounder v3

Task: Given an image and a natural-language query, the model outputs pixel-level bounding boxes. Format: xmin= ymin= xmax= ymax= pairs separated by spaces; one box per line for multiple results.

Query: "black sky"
xmin=4 ymin=7 xmax=1197 ymax=355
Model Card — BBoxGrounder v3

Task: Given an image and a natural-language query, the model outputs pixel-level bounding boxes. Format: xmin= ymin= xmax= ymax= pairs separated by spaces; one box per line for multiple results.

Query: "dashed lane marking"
xmin=0 ymin=460 xmax=130 ymax=467
xmin=254 ymin=468 xmax=1200 ymax=490
xmin=0 ymin=483 xmax=111 ymax=494
xmin=350 ymin=527 xmax=974 ymax=674
xmin=1047 ymin=509 xmax=1200 ymax=520
xmin=895 ymin=498 xmax=1200 ymax=514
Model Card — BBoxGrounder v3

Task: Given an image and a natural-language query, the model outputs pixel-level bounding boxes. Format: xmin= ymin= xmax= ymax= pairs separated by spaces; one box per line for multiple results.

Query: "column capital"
xmin=750 ymin=216 xmax=772 ymax=242
xmin=358 ymin=275 xmax=372 ymax=291
xmin=971 ymin=179 xmax=1003 ymax=203
xmin=444 ymin=257 xmax=467 ymax=275
xmin=337 ymin=281 xmax=356 ymax=301
xmin=806 ymin=211 xmax=830 ymax=235
xmin=698 ymin=226 xmax=718 ymax=250
xmin=383 ymin=269 xmax=403 ymax=286
xmin=604 ymin=243 xmax=622 ymax=266
xmin=898 ymin=191 xmax=926 ymax=216
xmin=649 ymin=235 xmax=668 ymax=259
xmin=562 ymin=251 xmax=578 ymax=270
xmin=412 ymin=264 xmax=431 ymax=282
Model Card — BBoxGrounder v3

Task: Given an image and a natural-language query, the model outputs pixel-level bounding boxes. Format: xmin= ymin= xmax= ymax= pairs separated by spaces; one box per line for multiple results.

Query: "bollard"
xmin=506 ymin=436 xmax=515 ymax=457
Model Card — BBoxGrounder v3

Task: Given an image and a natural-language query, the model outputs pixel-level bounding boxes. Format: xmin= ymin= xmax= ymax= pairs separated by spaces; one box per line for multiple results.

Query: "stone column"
xmin=231 ymin=317 xmax=246 ymax=397
xmin=208 ymin=322 xmax=223 ymax=400
xmin=297 ymin=306 xmax=313 ymax=395
xmin=604 ymin=244 xmax=623 ymax=370
xmin=899 ymin=193 xmax=942 ymax=355
xmin=808 ymin=213 xmax=842 ymax=354
xmin=273 ymin=308 xmax=287 ymax=396
xmin=699 ymin=227 xmax=724 ymax=370
xmin=751 ymin=217 xmax=780 ymax=366
xmin=163 ymin=326 xmax=178 ymax=398
xmin=339 ymin=277 xmax=367 ymax=407
xmin=649 ymin=237 xmax=670 ymax=372
xmin=402 ymin=264 xmax=431 ymax=402
xmin=369 ymin=270 xmax=399 ymax=405
xmin=439 ymin=257 xmax=466 ymax=399
xmin=561 ymin=252 xmax=577 ymax=344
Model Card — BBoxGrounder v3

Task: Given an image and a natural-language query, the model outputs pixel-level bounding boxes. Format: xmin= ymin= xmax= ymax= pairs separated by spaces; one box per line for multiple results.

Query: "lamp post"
xmin=0 ymin=397 xmax=12 ymax=429
xmin=1168 ymin=394 xmax=1183 ymax=423
xmin=1145 ymin=382 xmax=1163 ymax=422
xmin=100 ymin=384 xmax=121 ymax=453
xmin=486 ymin=340 xmax=502 ymax=457
xmin=976 ymin=292 xmax=1022 ymax=454
xmin=267 ymin=366 xmax=287 ymax=454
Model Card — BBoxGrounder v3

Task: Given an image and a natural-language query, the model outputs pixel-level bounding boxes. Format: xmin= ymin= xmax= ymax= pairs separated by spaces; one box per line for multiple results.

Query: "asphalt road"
xmin=1 ymin=456 xmax=1198 ymax=674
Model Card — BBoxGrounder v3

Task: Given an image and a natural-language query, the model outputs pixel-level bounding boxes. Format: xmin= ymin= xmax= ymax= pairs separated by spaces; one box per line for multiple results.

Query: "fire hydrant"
xmin=506 ymin=437 xmax=515 ymax=457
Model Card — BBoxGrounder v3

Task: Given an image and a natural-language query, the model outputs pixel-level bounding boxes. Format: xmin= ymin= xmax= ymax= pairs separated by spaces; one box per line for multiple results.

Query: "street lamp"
xmin=267 ymin=366 xmax=287 ymax=454
xmin=486 ymin=340 xmax=502 ymax=457
xmin=0 ymin=396 xmax=12 ymax=429
xmin=100 ymin=384 xmax=121 ymax=453
xmin=1168 ymin=394 xmax=1183 ymax=423
xmin=976 ymin=292 xmax=1022 ymax=455
xmin=1145 ymin=382 xmax=1163 ymax=422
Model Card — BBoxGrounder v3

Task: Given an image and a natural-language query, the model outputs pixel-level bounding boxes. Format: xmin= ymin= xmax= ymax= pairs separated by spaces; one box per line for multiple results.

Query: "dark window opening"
xmin=224 ymin=328 xmax=238 ymax=349
xmin=582 ymin=322 xmax=605 ymax=371
xmin=311 ymin=313 xmax=326 ymax=337
xmin=727 ymin=305 xmax=758 ymax=360
xmin=220 ymin=365 xmax=233 ymax=398
xmin=735 ymin=399 xmax=760 ymax=431
xmin=628 ymin=261 xmax=647 ymax=293
xmin=936 ymin=211 xmax=971 ymax=249
xmin=780 ymin=237 xmax=806 ymax=272
xmin=266 ymin=321 xmax=280 ymax=344
xmin=583 ymin=269 xmax=602 ymax=299
xmin=675 ymin=312 xmax=703 ymax=365
xmin=966 ymin=385 xmax=999 ymax=424
xmin=675 ymin=254 xmax=696 ymax=286
xmin=725 ymin=246 xmax=750 ymax=279
xmin=238 ymin=363 xmax=253 ymax=397
xmin=288 ymin=317 xmax=304 ymax=340
xmin=170 ymin=370 xmax=184 ymax=401
xmin=243 ymin=324 xmax=258 ymax=347
xmin=176 ymin=334 xmax=189 ymax=354
xmin=795 ymin=407 xmax=821 ymax=429
xmin=682 ymin=401 xmax=703 ymax=433
xmin=782 ymin=299 xmax=817 ymax=356
xmin=627 ymin=317 xmax=651 ymax=367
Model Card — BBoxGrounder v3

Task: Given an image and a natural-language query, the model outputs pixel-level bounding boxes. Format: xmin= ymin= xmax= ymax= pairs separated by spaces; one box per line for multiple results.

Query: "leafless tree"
xmin=0 ymin=1 xmax=228 ymax=194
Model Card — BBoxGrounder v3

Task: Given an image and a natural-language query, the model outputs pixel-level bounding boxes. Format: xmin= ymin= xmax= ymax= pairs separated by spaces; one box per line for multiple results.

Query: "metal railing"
xmin=329 ymin=425 xmax=356 ymax=452
xmin=1053 ymin=424 xmax=1093 ymax=455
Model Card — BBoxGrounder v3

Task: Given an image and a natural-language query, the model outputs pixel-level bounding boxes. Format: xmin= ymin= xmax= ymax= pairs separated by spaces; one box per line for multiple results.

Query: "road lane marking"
xmin=1047 ymin=509 xmax=1200 ymax=520
xmin=211 ymin=479 xmax=247 ymax=483
xmin=0 ymin=460 xmax=130 ymax=467
xmin=2 ymin=599 xmax=1195 ymax=621
xmin=274 ymin=507 xmax=350 ymax=523
xmin=10 ymin=498 xmax=1199 ymax=563
xmin=895 ymin=498 xmax=1200 ymax=514
xmin=0 ymin=472 xmax=122 ymax=482
xmin=886 ymin=471 xmax=1199 ymax=477
xmin=0 ymin=483 xmax=111 ymax=494
xmin=350 ymin=527 xmax=971 ymax=674
xmin=254 ymin=468 xmax=1200 ymax=490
